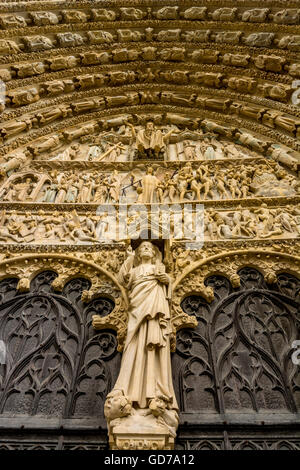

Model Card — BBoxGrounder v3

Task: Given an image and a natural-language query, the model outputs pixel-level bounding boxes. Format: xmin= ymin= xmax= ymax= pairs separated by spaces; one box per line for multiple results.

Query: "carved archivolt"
xmin=0 ymin=0 xmax=300 ymax=161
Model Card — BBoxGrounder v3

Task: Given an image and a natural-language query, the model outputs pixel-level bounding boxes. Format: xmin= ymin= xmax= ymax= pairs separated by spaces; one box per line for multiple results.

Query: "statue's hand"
xmin=156 ymin=274 xmax=170 ymax=285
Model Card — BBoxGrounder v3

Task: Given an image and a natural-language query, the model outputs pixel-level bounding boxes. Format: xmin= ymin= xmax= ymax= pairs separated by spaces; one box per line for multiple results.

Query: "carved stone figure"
xmin=106 ymin=92 xmax=139 ymax=107
xmin=0 ymin=39 xmax=21 ymax=54
xmin=56 ymin=33 xmax=84 ymax=48
xmin=287 ymin=63 xmax=300 ymax=77
xmin=271 ymin=9 xmax=300 ymax=25
xmin=154 ymin=6 xmax=178 ymax=20
xmin=181 ymin=7 xmax=207 ymax=20
xmin=244 ymin=33 xmax=275 ymax=48
xmin=0 ymin=14 xmax=27 ymax=28
xmin=0 ymin=68 xmax=12 ymax=82
xmin=90 ymin=9 xmax=116 ymax=21
xmin=156 ymin=29 xmax=181 ymax=42
xmin=23 ymin=35 xmax=53 ymax=52
xmin=120 ymin=8 xmax=145 ymax=20
xmin=254 ymin=55 xmax=286 ymax=73
xmin=1 ymin=118 xmax=35 ymax=140
xmin=37 ymin=105 xmax=72 ymax=125
xmin=87 ymin=31 xmax=114 ymax=44
xmin=65 ymin=174 xmax=80 ymax=203
xmin=235 ymin=131 xmax=270 ymax=154
xmin=100 ymin=242 xmax=178 ymax=442
xmin=184 ymin=30 xmax=210 ymax=42
xmin=15 ymin=177 xmax=35 ymax=201
xmin=29 ymin=11 xmax=60 ymax=25
xmin=107 ymin=170 xmax=121 ymax=203
xmin=117 ymin=30 xmax=143 ymax=42
xmin=46 ymin=56 xmax=78 ymax=71
xmin=13 ymin=62 xmax=46 ymax=78
xmin=227 ymin=77 xmax=256 ymax=93
xmin=159 ymin=48 xmax=185 ymax=62
xmin=276 ymin=35 xmax=300 ymax=51
xmin=112 ymin=48 xmax=139 ymax=63
xmin=42 ymin=181 xmax=58 ymax=203
xmin=269 ymin=145 xmax=299 ymax=171
xmin=259 ymin=83 xmax=292 ymax=103
xmin=0 ymin=152 xmax=28 ymax=176
xmin=81 ymin=51 xmax=110 ymax=65
xmin=28 ymin=135 xmax=61 ymax=156
xmin=241 ymin=8 xmax=270 ymax=22
xmin=162 ymin=70 xmax=189 ymax=85
xmin=62 ymin=10 xmax=88 ymax=23
xmin=127 ymin=121 xmax=175 ymax=159
xmin=192 ymin=72 xmax=223 ymax=88
xmin=54 ymin=176 xmax=68 ymax=204
xmin=191 ymin=49 xmax=219 ymax=64
xmin=210 ymin=7 xmax=237 ymax=21
xmin=109 ymin=71 xmax=135 ymax=86
xmin=139 ymin=167 xmax=160 ymax=204
xmin=66 ymin=221 xmax=101 ymax=244
xmin=63 ymin=123 xmax=97 ymax=142
xmin=9 ymin=88 xmax=39 ymax=107
xmin=93 ymin=176 xmax=108 ymax=203
xmin=214 ymin=31 xmax=242 ymax=45
xmin=175 ymin=163 xmax=194 ymax=202
xmin=222 ymin=54 xmax=250 ymax=67
xmin=250 ymin=167 xmax=296 ymax=197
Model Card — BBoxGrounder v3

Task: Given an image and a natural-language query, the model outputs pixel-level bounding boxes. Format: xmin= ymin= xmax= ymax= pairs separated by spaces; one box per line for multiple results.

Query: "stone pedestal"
xmin=108 ymin=410 xmax=175 ymax=450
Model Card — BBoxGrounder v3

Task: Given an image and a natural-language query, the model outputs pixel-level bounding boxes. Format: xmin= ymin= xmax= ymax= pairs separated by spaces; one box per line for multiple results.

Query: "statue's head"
xmin=146 ymin=120 xmax=154 ymax=131
xmin=137 ymin=241 xmax=156 ymax=261
xmin=67 ymin=221 xmax=76 ymax=231
xmin=104 ymin=389 xmax=132 ymax=421
xmin=149 ymin=397 xmax=168 ymax=417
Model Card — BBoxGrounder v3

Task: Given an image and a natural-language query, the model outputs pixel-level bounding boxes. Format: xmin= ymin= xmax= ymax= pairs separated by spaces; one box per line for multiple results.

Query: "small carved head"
xmin=265 ymin=271 xmax=277 ymax=285
xmin=146 ymin=120 xmax=155 ymax=131
xmin=104 ymin=389 xmax=132 ymax=421
xmin=230 ymin=273 xmax=241 ymax=288
xmin=149 ymin=397 xmax=167 ymax=417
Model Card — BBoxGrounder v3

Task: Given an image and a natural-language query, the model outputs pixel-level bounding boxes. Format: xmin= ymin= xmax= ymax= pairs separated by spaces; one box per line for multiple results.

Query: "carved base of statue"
xmin=105 ymin=390 xmax=178 ymax=450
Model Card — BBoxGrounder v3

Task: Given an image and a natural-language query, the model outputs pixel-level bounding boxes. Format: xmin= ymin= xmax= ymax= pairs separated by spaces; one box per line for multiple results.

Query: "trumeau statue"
xmin=103 ymin=241 xmax=178 ymax=442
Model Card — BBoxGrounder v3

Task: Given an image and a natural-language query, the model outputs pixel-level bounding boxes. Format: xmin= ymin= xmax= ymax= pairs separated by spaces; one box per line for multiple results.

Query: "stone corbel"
xmin=16 ymin=277 xmax=30 ymax=292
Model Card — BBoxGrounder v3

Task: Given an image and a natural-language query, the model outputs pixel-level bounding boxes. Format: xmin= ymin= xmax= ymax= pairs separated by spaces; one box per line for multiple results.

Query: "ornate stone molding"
xmin=0 ymin=252 xmax=129 ymax=349
xmin=173 ymin=248 xmax=300 ymax=304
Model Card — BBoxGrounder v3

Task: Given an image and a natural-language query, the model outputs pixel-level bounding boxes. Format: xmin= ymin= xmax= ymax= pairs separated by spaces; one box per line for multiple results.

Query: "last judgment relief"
xmin=0 ymin=0 xmax=299 ymax=452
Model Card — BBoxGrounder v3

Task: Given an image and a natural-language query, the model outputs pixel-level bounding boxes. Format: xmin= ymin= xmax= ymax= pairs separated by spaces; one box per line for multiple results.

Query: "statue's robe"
xmin=136 ymin=129 xmax=164 ymax=154
xmin=114 ymin=262 xmax=178 ymax=410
